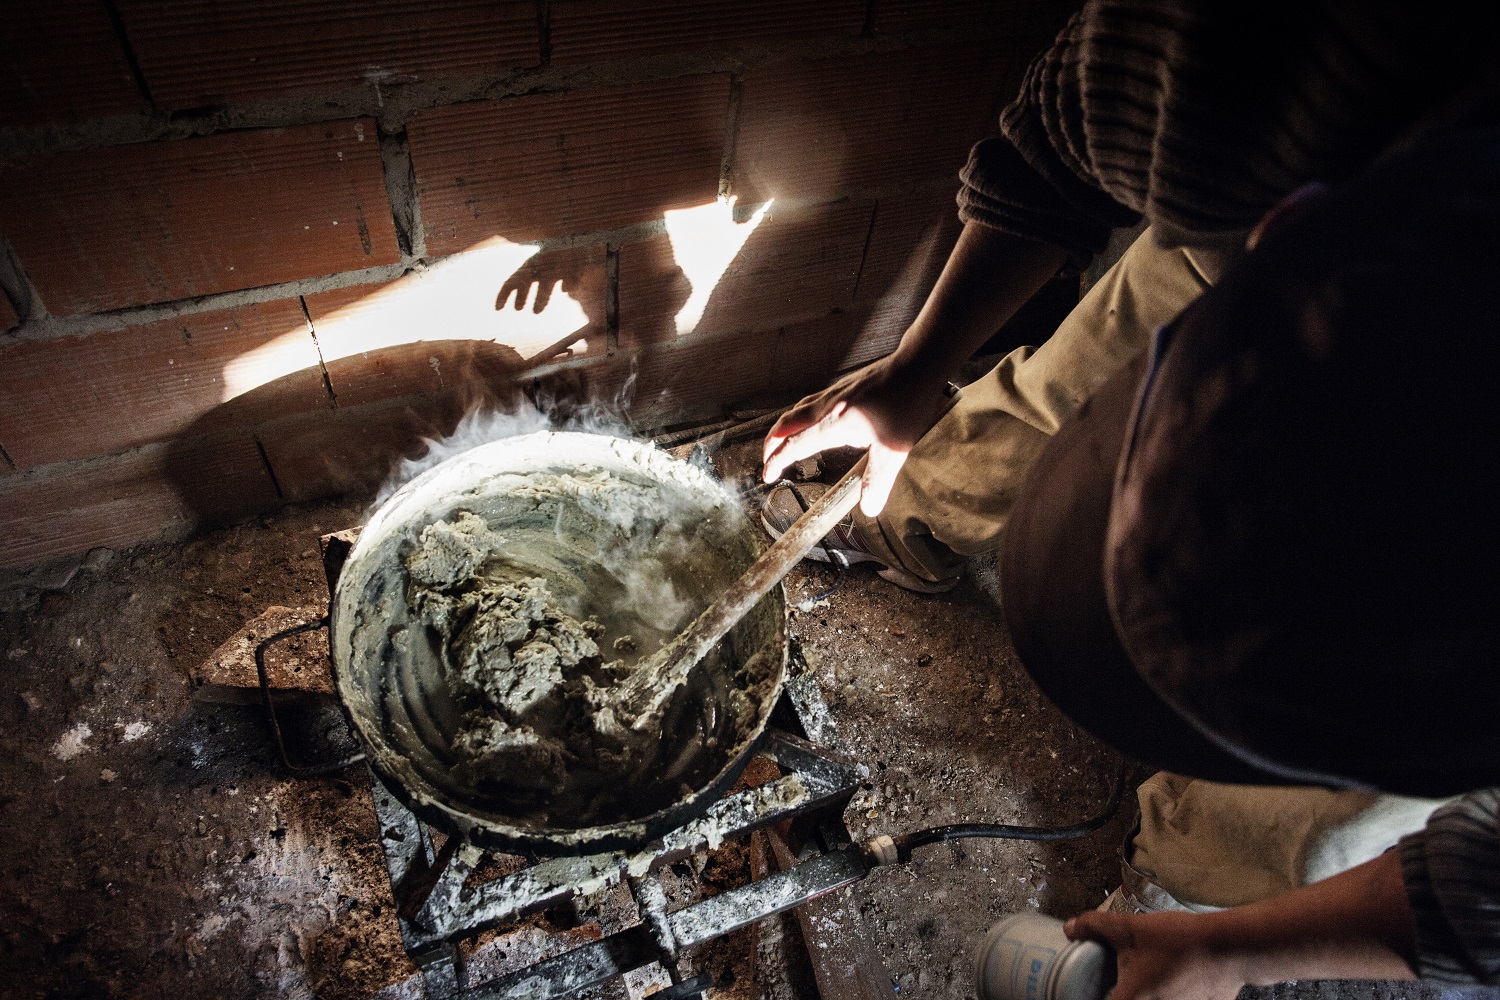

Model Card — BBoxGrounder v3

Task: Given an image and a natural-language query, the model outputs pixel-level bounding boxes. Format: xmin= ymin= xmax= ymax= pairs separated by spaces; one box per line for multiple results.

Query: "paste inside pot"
xmin=339 ymin=441 xmax=783 ymax=838
xmin=407 ymin=513 xmax=633 ymax=794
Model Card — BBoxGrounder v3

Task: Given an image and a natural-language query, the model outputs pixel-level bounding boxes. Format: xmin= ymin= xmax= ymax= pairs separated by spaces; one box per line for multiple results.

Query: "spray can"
xmin=972 ymin=913 xmax=1115 ymax=1000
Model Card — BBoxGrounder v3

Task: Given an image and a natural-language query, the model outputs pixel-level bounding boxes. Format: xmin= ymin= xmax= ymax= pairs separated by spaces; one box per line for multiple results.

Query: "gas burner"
xmin=369 ymin=685 xmax=866 ymax=1000
xmin=241 ymin=528 xmax=879 ymax=1000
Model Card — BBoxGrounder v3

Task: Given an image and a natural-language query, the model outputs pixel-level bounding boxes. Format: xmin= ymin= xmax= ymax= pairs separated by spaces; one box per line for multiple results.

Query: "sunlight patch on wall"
xmin=664 ymin=196 xmax=771 ymax=336
xmin=221 ymin=238 xmax=589 ymax=403
xmin=221 ymin=197 xmax=775 ymax=404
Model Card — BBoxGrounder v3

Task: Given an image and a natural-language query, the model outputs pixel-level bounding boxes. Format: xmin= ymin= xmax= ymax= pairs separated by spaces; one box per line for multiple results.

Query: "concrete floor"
xmin=0 ymin=430 xmax=1141 ymax=1000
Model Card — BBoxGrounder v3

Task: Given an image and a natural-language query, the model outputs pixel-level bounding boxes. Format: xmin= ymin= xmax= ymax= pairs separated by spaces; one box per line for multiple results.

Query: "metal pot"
xmin=329 ymin=431 xmax=787 ymax=855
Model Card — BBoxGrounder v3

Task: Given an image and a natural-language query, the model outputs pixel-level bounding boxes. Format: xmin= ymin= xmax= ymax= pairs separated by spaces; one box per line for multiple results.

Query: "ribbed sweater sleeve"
xmin=1399 ymin=790 xmax=1500 ymax=985
xmin=959 ymin=1 xmax=1495 ymax=263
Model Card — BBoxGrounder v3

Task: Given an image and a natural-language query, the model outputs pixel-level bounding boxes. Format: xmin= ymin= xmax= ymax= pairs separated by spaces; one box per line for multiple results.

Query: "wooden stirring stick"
xmin=590 ymin=460 xmax=865 ymax=737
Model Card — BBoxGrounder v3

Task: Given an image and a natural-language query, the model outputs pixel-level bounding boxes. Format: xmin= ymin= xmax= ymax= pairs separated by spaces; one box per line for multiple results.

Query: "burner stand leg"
xmin=414 ymin=943 xmax=467 ymax=999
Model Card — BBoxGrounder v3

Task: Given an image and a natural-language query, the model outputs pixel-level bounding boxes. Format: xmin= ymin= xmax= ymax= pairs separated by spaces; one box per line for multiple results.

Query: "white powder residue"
xmin=192 ymin=781 xmax=350 ymax=999
xmin=119 ymin=721 xmax=153 ymax=743
xmin=52 ymin=722 xmax=93 ymax=761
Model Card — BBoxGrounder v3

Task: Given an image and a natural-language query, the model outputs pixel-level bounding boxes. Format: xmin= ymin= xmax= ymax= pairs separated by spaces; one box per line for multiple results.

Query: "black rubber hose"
xmin=887 ymin=756 xmax=1129 ymax=862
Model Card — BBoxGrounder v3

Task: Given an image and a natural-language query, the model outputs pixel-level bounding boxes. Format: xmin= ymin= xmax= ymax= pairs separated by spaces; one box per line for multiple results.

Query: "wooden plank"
xmin=763 ymin=824 xmax=895 ymax=1000
xmin=189 ymin=605 xmax=334 ymax=705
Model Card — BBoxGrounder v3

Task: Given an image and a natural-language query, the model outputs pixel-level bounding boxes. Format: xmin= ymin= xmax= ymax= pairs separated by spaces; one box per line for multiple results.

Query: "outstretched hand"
xmin=1064 ymin=911 xmax=1254 ymax=1000
xmin=761 ymin=356 xmax=954 ymax=517
xmin=1063 ymin=850 xmax=1417 ymax=1000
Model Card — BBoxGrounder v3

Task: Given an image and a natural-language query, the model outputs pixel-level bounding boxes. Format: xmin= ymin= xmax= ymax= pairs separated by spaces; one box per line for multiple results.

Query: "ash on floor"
xmin=0 ymin=439 xmax=1140 ymax=999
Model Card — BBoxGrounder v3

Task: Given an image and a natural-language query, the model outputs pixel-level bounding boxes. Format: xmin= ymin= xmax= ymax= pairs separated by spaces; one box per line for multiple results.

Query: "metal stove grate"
xmin=365 ymin=673 xmax=867 ymax=1000
xmin=303 ymin=529 xmax=875 ymax=1000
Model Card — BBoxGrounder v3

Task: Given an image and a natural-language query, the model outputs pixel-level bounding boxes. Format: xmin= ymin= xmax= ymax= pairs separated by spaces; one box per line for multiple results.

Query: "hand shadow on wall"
xmin=161 ymin=235 xmax=644 ymax=529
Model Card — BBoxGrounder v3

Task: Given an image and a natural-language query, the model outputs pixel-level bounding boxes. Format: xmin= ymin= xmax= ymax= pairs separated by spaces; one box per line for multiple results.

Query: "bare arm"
xmin=1067 ymin=850 xmax=1417 ymax=1000
xmin=762 ymin=223 xmax=1066 ymax=514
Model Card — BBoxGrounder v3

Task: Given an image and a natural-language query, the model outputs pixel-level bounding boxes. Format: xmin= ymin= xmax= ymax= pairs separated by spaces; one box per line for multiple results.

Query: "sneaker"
xmin=759 ymin=481 xmax=958 ymax=594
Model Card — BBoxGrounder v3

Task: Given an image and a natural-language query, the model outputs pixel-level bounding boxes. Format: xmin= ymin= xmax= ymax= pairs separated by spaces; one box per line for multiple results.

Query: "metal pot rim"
xmin=330 ymin=431 xmax=787 ymax=854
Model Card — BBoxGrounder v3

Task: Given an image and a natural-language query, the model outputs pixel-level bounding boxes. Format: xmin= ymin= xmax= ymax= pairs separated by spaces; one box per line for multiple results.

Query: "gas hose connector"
xmin=864 ymin=834 xmax=901 ymax=867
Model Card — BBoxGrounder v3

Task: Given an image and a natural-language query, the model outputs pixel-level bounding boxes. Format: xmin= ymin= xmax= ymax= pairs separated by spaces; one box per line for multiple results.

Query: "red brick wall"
xmin=0 ymin=0 xmax=1079 ymax=571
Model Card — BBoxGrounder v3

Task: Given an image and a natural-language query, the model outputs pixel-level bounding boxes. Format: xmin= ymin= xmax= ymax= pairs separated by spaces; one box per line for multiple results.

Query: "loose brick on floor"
xmin=0 ymin=119 xmax=400 ymax=316
xmin=855 ymin=187 xmax=962 ymax=303
xmin=0 ymin=299 xmax=326 ymax=470
xmin=190 ymin=605 xmax=335 ymax=706
xmin=0 ymin=0 xmax=144 ymax=127
xmin=304 ymin=240 xmax=605 ymax=406
xmin=617 ymin=200 xmax=874 ymax=347
xmin=409 ymin=75 xmax=730 ymax=252
xmin=118 ymin=0 xmax=539 ymax=111
xmin=0 ymin=438 xmax=280 ymax=570
xmin=731 ymin=46 xmax=1010 ymax=204
xmin=549 ymin=0 xmax=863 ymax=64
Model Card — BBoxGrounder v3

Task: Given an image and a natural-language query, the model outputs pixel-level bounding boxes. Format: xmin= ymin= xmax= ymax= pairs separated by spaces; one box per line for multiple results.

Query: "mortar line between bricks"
xmin=2 ymin=262 xmax=410 ymax=343
xmin=377 ymin=127 xmax=425 ymax=260
xmin=252 ymin=436 xmax=285 ymax=501
xmin=0 ymin=22 xmax=1029 ymax=162
xmin=718 ymin=75 xmax=744 ymax=200
xmin=536 ymin=0 xmax=552 ymax=67
xmin=603 ymin=243 xmax=621 ymax=354
xmin=851 ymin=201 xmax=880 ymax=301
xmin=100 ymin=0 xmax=157 ymax=112
xmin=299 ymin=297 xmax=339 ymax=409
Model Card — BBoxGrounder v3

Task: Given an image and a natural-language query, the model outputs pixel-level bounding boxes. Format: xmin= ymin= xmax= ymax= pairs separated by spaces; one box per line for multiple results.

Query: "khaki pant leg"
xmin=853 ymin=229 xmax=1222 ymax=583
xmin=1121 ymin=775 xmax=1454 ymax=912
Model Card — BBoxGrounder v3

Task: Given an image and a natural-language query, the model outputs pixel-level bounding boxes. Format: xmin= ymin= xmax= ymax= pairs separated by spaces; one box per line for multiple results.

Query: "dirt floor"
xmin=0 ymin=421 xmax=1142 ymax=1000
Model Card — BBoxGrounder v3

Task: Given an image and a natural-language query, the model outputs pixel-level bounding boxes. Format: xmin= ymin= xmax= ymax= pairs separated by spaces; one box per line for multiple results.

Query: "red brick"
xmin=731 ymin=47 xmax=1009 ymax=204
xmin=775 ymin=310 xmax=864 ymax=395
xmin=855 ymin=188 xmax=962 ymax=304
xmin=618 ymin=200 xmax=874 ymax=347
xmin=304 ymin=240 xmax=606 ymax=406
xmin=871 ymin=0 xmax=1034 ymax=33
xmin=585 ymin=328 xmax=780 ymax=429
xmin=118 ymin=0 xmax=539 ymax=111
xmin=0 ymin=300 xmax=325 ymax=470
xmin=0 ymin=295 xmax=18 ymax=333
xmin=0 ymin=0 xmax=144 ymax=127
xmin=409 ymin=76 xmax=729 ymax=252
xmin=615 ymin=233 xmax=692 ymax=347
xmin=841 ymin=297 xmax=917 ymax=369
xmin=777 ymin=297 xmax=914 ymax=391
xmin=0 ymin=120 xmax=400 ymax=316
xmin=550 ymin=0 xmax=864 ymax=65
xmin=0 ymin=439 xmax=280 ymax=570
xmin=256 ymin=394 xmax=472 ymax=503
